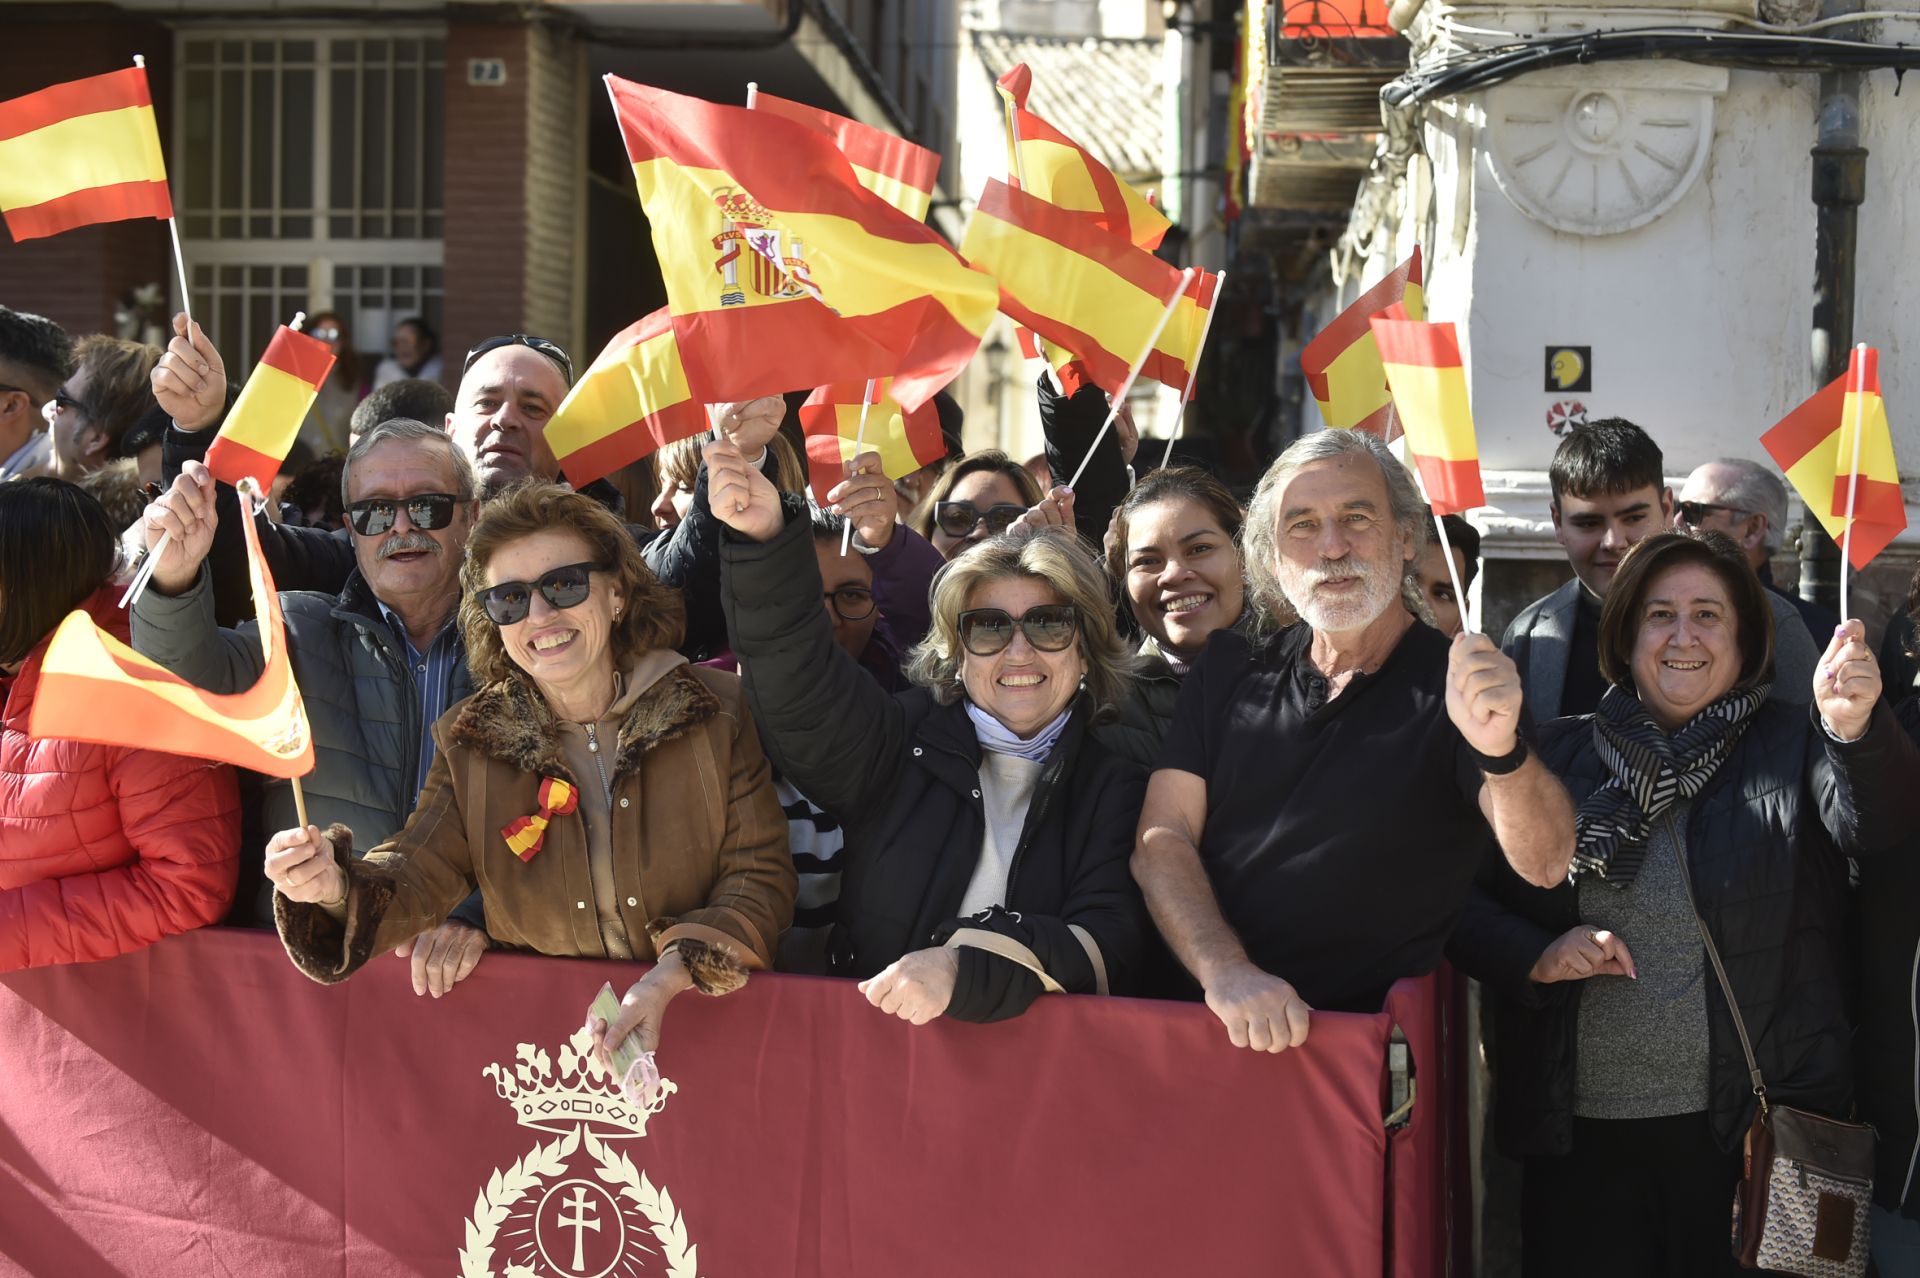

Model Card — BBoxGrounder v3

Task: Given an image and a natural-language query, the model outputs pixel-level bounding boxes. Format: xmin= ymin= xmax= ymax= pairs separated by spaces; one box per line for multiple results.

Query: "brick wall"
xmin=523 ymin=22 xmax=583 ymax=358
xmin=441 ymin=17 xmax=533 ymax=372
xmin=0 ymin=5 xmax=173 ymax=341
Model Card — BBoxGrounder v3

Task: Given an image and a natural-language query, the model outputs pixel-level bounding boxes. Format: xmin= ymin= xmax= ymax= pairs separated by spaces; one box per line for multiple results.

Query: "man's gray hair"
xmin=1242 ymin=428 xmax=1428 ymax=628
xmin=1705 ymin=458 xmax=1789 ymax=554
xmin=341 ymin=416 xmax=478 ymax=507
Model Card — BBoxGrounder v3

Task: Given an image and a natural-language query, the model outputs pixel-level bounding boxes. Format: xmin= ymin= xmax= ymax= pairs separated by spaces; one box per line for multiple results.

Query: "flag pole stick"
xmin=291 ymin=776 xmax=311 ymax=830
xmin=1840 ymin=341 xmax=1868 ymax=621
xmin=1430 ymin=508 xmax=1475 ymax=637
xmin=133 ymin=56 xmax=193 ymax=327
xmin=1066 ymin=268 xmax=1195 ymax=492
xmin=1161 ymin=269 xmax=1224 ymax=471
xmin=840 ymin=378 xmax=878 ymax=556
xmin=745 ymin=81 xmax=758 ymax=109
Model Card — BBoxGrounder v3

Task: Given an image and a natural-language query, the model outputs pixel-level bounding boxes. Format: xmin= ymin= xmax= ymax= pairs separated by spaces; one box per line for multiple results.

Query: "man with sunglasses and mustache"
xmin=131 ymin=417 xmax=496 ymax=996
xmin=147 ymin=314 xmax=779 ymax=659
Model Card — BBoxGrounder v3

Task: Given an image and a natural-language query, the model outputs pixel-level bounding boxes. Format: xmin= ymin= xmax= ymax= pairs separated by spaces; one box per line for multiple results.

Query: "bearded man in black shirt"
xmin=1132 ymin=428 xmax=1575 ymax=1049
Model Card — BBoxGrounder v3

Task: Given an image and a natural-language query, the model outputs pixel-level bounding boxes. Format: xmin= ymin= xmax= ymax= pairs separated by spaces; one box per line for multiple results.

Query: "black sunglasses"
xmin=956 ymin=604 xmax=1079 ymax=657
xmin=824 ymin=586 xmax=876 ymax=622
xmin=463 ymin=333 xmax=575 ymax=386
xmin=1676 ymin=500 xmax=1745 ymax=526
xmin=935 ymin=500 xmax=1026 ymax=539
xmin=346 ymin=493 xmax=462 ymax=537
xmin=49 ymin=387 xmax=93 ymax=420
xmin=481 ymin=561 xmax=608 ymax=626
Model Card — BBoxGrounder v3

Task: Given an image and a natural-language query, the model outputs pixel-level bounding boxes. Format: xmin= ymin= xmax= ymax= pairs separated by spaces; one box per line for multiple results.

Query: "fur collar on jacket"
xmin=449 ymin=659 xmax=719 ymax=784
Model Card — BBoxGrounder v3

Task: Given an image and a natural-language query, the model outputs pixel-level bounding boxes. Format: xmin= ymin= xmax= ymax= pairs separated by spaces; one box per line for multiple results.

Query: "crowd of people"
xmin=6 ymin=298 xmax=1920 ymax=1274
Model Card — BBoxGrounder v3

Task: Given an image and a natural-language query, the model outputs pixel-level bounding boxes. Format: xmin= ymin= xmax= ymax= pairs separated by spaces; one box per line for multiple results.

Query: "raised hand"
xmin=825 ymin=449 xmax=898 ymax=551
xmin=138 ymin=461 xmax=219 ymax=596
xmin=704 ymin=438 xmax=784 ymax=542
xmin=709 ymin=396 xmax=786 ymax=457
xmin=1008 ymin=485 xmax=1074 ymax=539
xmin=264 ymin=825 xmax=346 ymax=906
xmin=150 ymin=313 xmax=227 ymax=433
xmin=1447 ymin=631 xmax=1524 ymax=759
xmin=1816 ymin=619 xmax=1880 ymax=741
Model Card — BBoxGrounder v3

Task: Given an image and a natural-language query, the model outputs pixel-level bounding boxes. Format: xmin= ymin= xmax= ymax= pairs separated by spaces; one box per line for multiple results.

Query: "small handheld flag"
xmin=1369 ymin=317 xmax=1485 ymax=518
xmin=798 ymin=378 xmax=946 ymax=505
xmin=1301 ymin=248 xmax=1425 ymax=437
xmin=546 ymin=308 xmax=709 ymax=487
xmin=203 ymin=323 xmax=338 ymax=490
xmin=0 ymin=65 xmax=171 ymax=242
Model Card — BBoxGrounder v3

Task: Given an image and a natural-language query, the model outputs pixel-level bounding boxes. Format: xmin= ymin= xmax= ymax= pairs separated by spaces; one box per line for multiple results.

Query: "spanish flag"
xmin=1301 ymin=248 xmax=1426 ymax=437
xmin=996 ymin=64 xmax=1169 ymax=251
xmin=546 ymin=308 xmax=709 ymax=487
xmin=749 ymin=91 xmax=940 ymax=222
xmin=961 ymin=180 xmax=1214 ymax=397
xmin=0 ymin=65 xmax=173 ymax=242
xmin=1762 ymin=345 xmax=1906 ymax=570
xmin=798 ymin=378 xmax=946 ymax=502
xmin=1370 ymin=317 xmax=1484 ymax=516
xmin=203 ymin=325 xmax=337 ymax=490
xmin=30 ymin=484 xmax=315 ymax=779
xmin=608 ymin=76 xmax=997 ymax=413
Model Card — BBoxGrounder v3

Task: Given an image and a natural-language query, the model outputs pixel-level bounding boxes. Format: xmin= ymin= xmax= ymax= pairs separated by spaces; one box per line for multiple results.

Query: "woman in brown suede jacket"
xmin=266 ymin=482 xmax=794 ymax=1062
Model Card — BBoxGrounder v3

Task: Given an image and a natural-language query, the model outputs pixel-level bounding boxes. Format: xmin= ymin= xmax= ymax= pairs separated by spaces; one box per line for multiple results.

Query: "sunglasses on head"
xmin=956 ymin=604 xmax=1079 ymax=657
xmin=463 ymin=333 xmax=575 ymax=386
xmin=935 ymin=500 xmax=1026 ymax=539
xmin=481 ymin=561 xmax=609 ymax=626
xmin=1676 ymin=500 xmax=1744 ymax=526
xmin=346 ymin=493 xmax=461 ymax=537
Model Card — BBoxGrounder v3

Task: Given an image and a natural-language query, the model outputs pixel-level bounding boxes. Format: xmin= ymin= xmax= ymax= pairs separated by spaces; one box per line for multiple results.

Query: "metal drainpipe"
xmin=1803 ymin=0 xmax=1866 ymax=614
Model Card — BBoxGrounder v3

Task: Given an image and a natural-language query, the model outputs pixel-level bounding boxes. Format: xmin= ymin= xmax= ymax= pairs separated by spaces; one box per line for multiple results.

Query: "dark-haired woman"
xmin=0 ymin=478 xmax=240 ymax=970
xmin=1451 ymin=531 xmax=1920 ymax=1275
xmin=266 ymin=482 xmax=794 ymax=1063
xmin=907 ymin=450 xmax=1044 ymax=560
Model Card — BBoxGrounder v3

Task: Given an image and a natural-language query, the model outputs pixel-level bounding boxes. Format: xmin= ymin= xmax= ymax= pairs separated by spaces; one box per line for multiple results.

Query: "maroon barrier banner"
xmin=0 ymin=929 xmax=1448 ymax=1277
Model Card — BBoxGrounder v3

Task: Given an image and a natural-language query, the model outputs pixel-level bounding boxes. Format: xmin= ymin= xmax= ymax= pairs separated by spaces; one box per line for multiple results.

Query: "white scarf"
xmin=964 ymin=701 xmax=1071 ymax=763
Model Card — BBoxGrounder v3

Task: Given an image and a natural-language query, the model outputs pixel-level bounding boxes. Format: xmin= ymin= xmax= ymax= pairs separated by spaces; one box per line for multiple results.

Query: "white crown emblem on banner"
xmin=481 ymin=1025 xmax=677 ymax=1140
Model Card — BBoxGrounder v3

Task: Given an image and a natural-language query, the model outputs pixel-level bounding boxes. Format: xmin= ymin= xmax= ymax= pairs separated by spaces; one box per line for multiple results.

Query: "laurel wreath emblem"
xmin=457 ymin=1125 xmax=700 ymax=1278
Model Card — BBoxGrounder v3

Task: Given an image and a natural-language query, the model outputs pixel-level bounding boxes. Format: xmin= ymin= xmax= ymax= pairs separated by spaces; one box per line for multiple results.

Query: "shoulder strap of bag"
xmin=1665 ymin=816 xmax=1770 ymax=1110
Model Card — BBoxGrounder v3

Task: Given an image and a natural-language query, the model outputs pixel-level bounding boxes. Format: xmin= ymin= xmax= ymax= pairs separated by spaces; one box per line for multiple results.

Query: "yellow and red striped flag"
xmin=798 ymin=377 xmax=946 ymax=502
xmin=546 ymin=308 xmax=709 ymax=487
xmin=608 ymin=75 xmax=997 ymax=413
xmin=749 ymin=91 xmax=940 ymax=222
xmin=30 ymin=484 xmax=315 ymax=779
xmin=203 ymin=326 xmax=337 ymax=489
xmin=1762 ymin=345 xmax=1906 ymax=570
xmin=1301 ymin=248 xmax=1425 ymax=437
xmin=996 ymin=64 xmax=1169 ymax=251
xmin=962 ymin=180 xmax=1215 ymax=398
xmin=0 ymin=65 xmax=172 ymax=242
xmin=1370 ymin=317 xmax=1484 ymax=516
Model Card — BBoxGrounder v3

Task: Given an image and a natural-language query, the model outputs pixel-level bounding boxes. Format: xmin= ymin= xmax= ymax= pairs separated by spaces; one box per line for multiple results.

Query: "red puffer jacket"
xmin=0 ymin=588 xmax=241 ymax=970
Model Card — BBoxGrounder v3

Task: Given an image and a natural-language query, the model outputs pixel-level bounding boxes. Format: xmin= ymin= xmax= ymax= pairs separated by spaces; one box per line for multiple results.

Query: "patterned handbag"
xmin=1673 ymin=837 xmax=1876 ymax=1275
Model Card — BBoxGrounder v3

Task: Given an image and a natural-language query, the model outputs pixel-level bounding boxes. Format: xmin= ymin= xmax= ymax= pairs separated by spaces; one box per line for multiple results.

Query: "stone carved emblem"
xmin=460 ymin=1028 xmax=702 ymax=1278
xmin=1483 ymin=65 xmax=1727 ymax=236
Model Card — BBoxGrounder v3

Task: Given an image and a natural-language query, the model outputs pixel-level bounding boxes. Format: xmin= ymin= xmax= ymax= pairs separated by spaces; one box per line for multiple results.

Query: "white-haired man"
xmin=1132 ymin=429 xmax=1575 ymax=1052
xmin=1676 ymin=456 xmax=1839 ymax=641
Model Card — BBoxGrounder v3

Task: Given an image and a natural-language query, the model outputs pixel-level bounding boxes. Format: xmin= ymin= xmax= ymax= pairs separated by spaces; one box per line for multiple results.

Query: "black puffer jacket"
xmin=721 ymin=504 xmax=1149 ymax=1021
xmin=1449 ymin=699 xmax=1920 ymax=1157
xmin=1856 ymin=697 xmax=1920 ymax=1217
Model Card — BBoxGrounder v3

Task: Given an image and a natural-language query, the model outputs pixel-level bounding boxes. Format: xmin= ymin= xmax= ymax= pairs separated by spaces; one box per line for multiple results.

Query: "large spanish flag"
xmin=1370 ymin=317 xmax=1484 ymax=516
xmin=29 ymin=488 xmax=315 ymax=779
xmin=798 ymin=378 xmax=946 ymax=502
xmin=749 ymin=91 xmax=939 ymax=222
xmin=1762 ymin=345 xmax=1906 ymax=570
xmin=546 ymin=308 xmax=709 ymax=487
xmin=962 ymin=180 xmax=1213 ymax=397
xmin=608 ymin=76 xmax=997 ymax=413
xmin=0 ymin=65 xmax=173 ymax=242
xmin=996 ymin=64 xmax=1169 ymax=251
xmin=203 ymin=325 xmax=337 ymax=489
xmin=1301 ymin=248 xmax=1425 ymax=437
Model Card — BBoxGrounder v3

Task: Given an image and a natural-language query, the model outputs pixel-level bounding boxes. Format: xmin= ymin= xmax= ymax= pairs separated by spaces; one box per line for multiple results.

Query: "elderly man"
xmin=0 ymin=306 xmax=71 ymax=479
xmin=132 ymin=417 xmax=488 ymax=995
xmin=147 ymin=314 xmax=774 ymax=653
xmin=1676 ymin=457 xmax=1839 ymax=639
xmin=1132 ymin=429 xmax=1575 ymax=1050
xmin=1505 ymin=419 xmax=1818 ymax=718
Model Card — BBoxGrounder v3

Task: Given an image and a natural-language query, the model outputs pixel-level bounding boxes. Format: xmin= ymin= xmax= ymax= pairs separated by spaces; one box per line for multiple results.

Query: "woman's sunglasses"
xmin=346 ymin=493 xmax=461 ymax=537
xmin=481 ymin=561 xmax=608 ymax=626
xmin=956 ymin=604 xmax=1079 ymax=657
xmin=935 ymin=500 xmax=1026 ymax=539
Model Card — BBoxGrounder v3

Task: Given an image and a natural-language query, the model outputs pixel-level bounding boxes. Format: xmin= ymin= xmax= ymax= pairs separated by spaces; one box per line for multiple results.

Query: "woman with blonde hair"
xmin=264 ymin=481 xmax=794 ymax=1064
xmin=710 ymin=440 xmax=1148 ymax=1023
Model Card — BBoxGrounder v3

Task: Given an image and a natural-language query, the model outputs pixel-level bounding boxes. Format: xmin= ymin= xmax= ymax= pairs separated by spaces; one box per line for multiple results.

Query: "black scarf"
xmin=1571 ymin=682 xmax=1770 ymax=885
